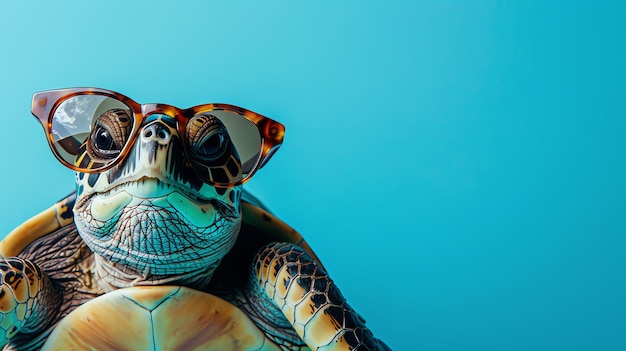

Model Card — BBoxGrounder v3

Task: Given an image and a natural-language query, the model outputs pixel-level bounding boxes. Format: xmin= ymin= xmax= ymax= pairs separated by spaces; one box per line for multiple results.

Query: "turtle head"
xmin=73 ymin=112 xmax=243 ymax=290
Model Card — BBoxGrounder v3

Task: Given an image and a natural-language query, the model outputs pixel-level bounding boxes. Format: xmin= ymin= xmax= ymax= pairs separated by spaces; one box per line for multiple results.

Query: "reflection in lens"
xmin=51 ymin=95 xmax=132 ymax=169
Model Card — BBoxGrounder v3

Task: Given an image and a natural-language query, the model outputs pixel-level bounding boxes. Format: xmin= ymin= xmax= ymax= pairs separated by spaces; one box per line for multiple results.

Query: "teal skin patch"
xmin=166 ymin=192 xmax=216 ymax=228
xmin=90 ymin=191 xmax=132 ymax=222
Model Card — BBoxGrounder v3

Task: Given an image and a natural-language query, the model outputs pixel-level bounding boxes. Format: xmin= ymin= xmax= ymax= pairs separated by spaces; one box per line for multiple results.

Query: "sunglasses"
xmin=31 ymin=88 xmax=285 ymax=187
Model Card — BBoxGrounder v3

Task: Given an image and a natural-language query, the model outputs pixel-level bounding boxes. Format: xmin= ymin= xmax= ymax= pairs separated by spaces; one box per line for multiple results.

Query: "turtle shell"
xmin=0 ymin=190 xmax=322 ymax=350
xmin=42 ymin=286 xmax=281 ymax=351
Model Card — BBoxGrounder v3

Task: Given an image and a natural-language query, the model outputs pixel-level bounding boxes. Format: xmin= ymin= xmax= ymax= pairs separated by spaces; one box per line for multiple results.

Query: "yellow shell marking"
xmin=42 ymin=286 xmax=284 ymax=351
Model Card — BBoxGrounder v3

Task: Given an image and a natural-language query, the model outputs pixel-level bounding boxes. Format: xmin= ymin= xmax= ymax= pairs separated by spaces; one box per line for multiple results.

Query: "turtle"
xmin=0 ymin=88 xmax=390 ymax=351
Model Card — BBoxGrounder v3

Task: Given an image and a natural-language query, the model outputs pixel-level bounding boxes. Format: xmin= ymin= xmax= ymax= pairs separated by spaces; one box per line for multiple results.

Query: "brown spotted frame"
xmin=31 ymin=87 xmax=285 ymax=187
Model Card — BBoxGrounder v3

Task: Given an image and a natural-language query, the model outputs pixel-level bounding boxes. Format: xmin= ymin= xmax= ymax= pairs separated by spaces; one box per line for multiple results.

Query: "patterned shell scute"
xmin=42 ymin=286 xmax=282 ymax=351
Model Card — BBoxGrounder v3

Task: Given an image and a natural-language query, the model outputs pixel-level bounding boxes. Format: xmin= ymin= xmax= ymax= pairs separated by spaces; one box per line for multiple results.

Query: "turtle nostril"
xmin=142 ymin=123 xmax=171 ymax=144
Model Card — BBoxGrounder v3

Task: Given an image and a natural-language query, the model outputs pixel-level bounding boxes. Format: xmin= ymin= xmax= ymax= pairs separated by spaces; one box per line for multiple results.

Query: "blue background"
xmin=1 ymin=1 xmax=624 ymax=350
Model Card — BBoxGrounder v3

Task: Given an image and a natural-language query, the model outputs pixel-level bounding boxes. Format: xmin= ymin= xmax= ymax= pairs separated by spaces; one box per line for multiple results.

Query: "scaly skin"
xmin=250 ymin=243 xmax=390 ymax=351
xmin=0 ymin=258 xmax=60 ymax=347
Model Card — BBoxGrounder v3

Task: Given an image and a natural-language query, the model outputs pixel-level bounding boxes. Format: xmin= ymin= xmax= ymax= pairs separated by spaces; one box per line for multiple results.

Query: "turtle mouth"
xmin=100 ymin=177 xmax=211 ymax=203
xmin=76 ymin=175 xmax=237 ymax=224
xmin=78 ymin=174 xmax=215 ymax=205
xmin=73 ymin=174 xmax=242 ymax=278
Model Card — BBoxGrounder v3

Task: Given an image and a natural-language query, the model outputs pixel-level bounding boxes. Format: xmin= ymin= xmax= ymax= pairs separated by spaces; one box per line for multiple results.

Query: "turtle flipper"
xmin=251 ymin=242 xmax=390 ymax=351
xmin=0 ymin=257 xmax=60 ymax=347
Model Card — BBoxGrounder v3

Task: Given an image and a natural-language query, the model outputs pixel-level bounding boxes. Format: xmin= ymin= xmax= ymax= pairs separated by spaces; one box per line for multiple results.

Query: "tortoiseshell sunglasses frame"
xmin=31 ymin=87 xmax=285 ymax=187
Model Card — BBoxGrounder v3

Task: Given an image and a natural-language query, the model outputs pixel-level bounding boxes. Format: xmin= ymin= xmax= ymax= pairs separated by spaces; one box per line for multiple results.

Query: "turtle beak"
xmin=114 ymin=116 xmax=182 ymax=183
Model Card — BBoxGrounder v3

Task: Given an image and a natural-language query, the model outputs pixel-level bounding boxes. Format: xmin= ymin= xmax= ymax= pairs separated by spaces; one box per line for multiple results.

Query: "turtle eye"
xmin=89 ymin=124 xmax=122 ymax=160
xmin=87 ymin=108 xmax=133 ymax=161
xmin=186 ymin=112 xmax=246 ymax=185
xmin=195 ymin=130 xmax=227 ymax=162
xmin=94 ymin=127 xmax=116 ymax=150
xmin=187 ymin=114 xmax=230 ymax=164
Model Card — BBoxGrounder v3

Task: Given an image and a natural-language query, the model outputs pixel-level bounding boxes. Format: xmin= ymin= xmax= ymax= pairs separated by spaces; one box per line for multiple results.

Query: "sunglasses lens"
xmin=50 ymin=95 xmax=134 ymax=170
xmin=186 ymin=109 xmax=262 ymax=185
